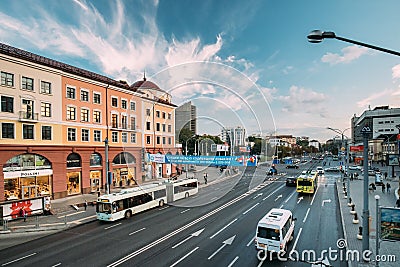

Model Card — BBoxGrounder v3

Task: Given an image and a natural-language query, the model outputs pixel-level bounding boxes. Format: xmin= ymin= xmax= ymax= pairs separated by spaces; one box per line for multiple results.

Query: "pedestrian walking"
xmin=396 ymin=196 xmax=400 ymax=208
xmin=384 ymin=172 xmax=388 ymax=180
xmin=386 ymin=182 xmax=391 ymax=193
xmin=20 ymin=208 xmax=27 ymax=222
xmin=84 ymin=200 xmax=88 ymax=211
xmin=203 ymin=172 xmax=208 ymax=184
xmin=382 ymin=183 xmax=385 ymax=193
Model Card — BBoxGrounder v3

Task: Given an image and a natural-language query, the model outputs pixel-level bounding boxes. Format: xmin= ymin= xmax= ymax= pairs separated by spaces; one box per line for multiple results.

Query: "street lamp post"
xmin=374 ymin=194 xmax=381 ymax=267
xmin=327 ymin=127 xmax=350 ymax=181
xmin=310 ymin=30 xmax=400 ymax=254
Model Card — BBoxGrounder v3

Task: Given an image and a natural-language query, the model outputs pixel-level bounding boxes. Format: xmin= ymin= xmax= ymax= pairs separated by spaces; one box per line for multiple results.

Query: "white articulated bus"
xmin=255 ymin=208 xmax=296 ymax=255
xmin=96 ymin=178 xmax=198 ymax=222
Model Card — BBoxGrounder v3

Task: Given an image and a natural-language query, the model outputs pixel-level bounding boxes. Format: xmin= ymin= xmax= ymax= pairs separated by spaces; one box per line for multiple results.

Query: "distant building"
xmin=221 ymin=126 xmax=246 ymax=155
xmin=309 ymin=140 xmax=320 ymax=151
xmin=175 ymin=101 xmax=196 ymax=139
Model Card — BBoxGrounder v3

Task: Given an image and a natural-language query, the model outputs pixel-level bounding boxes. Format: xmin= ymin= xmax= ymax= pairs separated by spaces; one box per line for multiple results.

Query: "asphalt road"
xmin=0 ymin=159 xmax=348 ymax=267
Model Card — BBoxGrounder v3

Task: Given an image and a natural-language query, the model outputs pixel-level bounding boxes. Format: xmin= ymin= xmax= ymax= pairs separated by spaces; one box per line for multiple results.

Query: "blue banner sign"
xmin=148 ymin=154 xmax=257 ymax=166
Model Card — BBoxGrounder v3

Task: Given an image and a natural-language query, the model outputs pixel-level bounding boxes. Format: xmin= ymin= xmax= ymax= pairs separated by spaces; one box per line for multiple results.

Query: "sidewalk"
xmin=337 ymin=173 xmax=400 ymax=267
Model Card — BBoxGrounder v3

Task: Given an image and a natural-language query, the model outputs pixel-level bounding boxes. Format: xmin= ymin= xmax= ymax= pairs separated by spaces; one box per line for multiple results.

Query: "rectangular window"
xmin=42 ymin=126 xmax=52 ymax=140
xmin=94 ymin=130 xmax=101 ymax=142
xmin=112 ymin=132 xmax=118 ymax=142
xmin=156 ymin=136 xmax=161 ymax=144
xmin=81 ymin=90 xmax=89 ymax=101
xmin=130 ymin=133 xmax=136 ymax=143
xmin=22 ymin=76 xmax=34 ymax=91
xmin=41 ymin=102 xmax=52 ymax=117
xmin=162 ymin=124 xmax=166 ymax=132
xmin=146 ymin=121 xmax=151 ymax=131
xmin=1 ymin=123 xmax=14 ymax=139
xmin=121 ymin=99 xmax=127 ymax=109
xmin=122 ymin=115 xmax=127 ymax=129
xmin=23 ymin=124 xmax=34 ymax=139
xmin=168 ymin=137 xmax=172 ymax=145
xmin=146 ymin=135 xmax=151 ymax=144
xmin=146 ymin=108 xmax=151 ymax=116
xmin=67 ymin=106 xmax=76 ymax=120
xmin=156 ymin=110 xmax=160 ymax=118
xmin=168 ymin=113 xmax=171 ymax=120
xmin=1 ymin=72 xmax=14 ymax=87
xmin=162 ymin=112 xmax=166 ymax=119
xmin=111 ymin=97 xmax=118 ymax=107
xmin=130 ymin=117 xmax=136 ymax=130
xmin=66 ymin=86 xmax=76 ymax=99
xmin=112 ymin=114 xmax=118 ymax=128
xmin=81 ymin=108 xmax=89 ymax=122
xmin=130 ymin=101 xmax=136 ymax=111
xmin=93 ymin=92 xmax=101 ymax=104
xmin=156 ymin=123 xmax=160 ymax=131
xmin=40 ymin=81 xmax=51 ymax=94
xmin=82 ymin=129 xmax=89 ymax=142
xmin=1 ymin=96 xmax=14 ymax=113
xmin=162 ymin=137 xmax=166 ymax=144
xmin=67 ymin=128 xmax=76 ymax=141
xmin=122 ymin=132 xmax=127 ymax=143
xmin=168 ymin=124 xmax=172 ymax=133
xmin=93 ymin=110 xmax=101 ymax=123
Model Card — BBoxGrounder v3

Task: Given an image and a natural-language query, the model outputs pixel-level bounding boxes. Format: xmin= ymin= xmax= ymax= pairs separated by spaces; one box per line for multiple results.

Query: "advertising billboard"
xmin=387 ymin=154 xmax=399 ymax=166
xmin=380 ymin=207 xmax=400 ymax=241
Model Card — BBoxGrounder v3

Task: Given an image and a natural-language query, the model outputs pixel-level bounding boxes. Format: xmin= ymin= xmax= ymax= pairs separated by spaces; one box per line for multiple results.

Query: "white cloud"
xmin=278 ymin=86 xmax=327 ymax=115
xmin=392 ymin=64 xmax=400 ymax=80
xmin=356 ymin=88 xmax=400 ymax=108
xmin=321 ymin=45 xmax=369 ymax=65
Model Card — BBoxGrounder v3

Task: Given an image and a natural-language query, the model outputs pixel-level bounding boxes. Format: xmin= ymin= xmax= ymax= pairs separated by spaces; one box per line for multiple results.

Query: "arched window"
xmin=90 ymin=153 xmax=102 ymax=167
xmin=112 ymin=152 xmax=135 ymax=165
xmin=3 ymin=153 xmax=51 ymax=172
xmin=67 ymin=153 xmax=81 ymax=168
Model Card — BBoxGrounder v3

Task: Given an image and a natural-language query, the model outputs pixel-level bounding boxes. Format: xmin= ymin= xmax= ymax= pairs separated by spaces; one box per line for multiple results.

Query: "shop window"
xmin=67 ymin=153 xmax=81 ymax=168
xmin=67 ymin=172 xmax=81 ymax=195
xmin=112 ymin=152 xmax=136 ymax=165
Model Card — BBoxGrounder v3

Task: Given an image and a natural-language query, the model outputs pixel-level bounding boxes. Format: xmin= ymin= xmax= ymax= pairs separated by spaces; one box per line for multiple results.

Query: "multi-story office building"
xmin=175 ymin=101 xmax=197 ymax=138
xmin=0 ymin=42 xmax=179 ymax=202
xmin=221 ymin=126 xmax=246 ymax=155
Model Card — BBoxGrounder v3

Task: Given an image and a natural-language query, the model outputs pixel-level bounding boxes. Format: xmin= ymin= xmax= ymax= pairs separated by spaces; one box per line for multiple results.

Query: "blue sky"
xmin=1 ymin=0 xmax=400 ymax=142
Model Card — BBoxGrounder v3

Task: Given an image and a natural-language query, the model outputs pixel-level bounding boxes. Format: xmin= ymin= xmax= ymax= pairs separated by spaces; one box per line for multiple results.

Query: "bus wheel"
xmin=159 ymin=200 xmax=164 ymax=207
xmin=185 ymin=192 xmax=189 ymax=198
xmin=125 ymin=210 xmax=132 ymax=219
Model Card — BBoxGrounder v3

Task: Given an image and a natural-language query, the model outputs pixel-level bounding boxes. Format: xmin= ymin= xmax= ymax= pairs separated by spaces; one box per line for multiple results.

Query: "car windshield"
xmin=257 ymin=227 xmax=280 ymax=240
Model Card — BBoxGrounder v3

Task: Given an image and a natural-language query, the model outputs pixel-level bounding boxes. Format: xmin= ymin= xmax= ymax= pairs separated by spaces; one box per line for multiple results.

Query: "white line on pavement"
xmin=159 ymin=206 xmax=169 ymax=211
xmin=104 ymin=223 xmax=122 ymax=230
xmin=57 ymin=210 xmax=86 ymax=218
xmin=209 ymin=218 xmax=238 ymax=239
xmin=284 ymin=190 xmax=297 ymax=203
xmin=262 ymin=184 xmax=285 ymax=201
xmin=51 ymin=263 xmax=61 ymax=267
xmin=303 ymin=208 xmax=310 ymax=223
xmin=246 ymin=236 xmax=255 ymax=247
xmin=170 ymin=247 xmax=199 ymax=267
xmin=180 ymin=209 xmax=191 ymax=214
xmin=292 ymin=227 xmax=303 ymax=251
xmin=1 ymin=253 xmax=37 ymax=266
xmin=242 ymin=203 xmax=260 ymax=215
xmin=310 ymin=186 xmax=319 ymax=206
xmin=227 ymin=256 xmax=239 ymax=267
xmin=129 ymin=227 xmax=146 ymax=236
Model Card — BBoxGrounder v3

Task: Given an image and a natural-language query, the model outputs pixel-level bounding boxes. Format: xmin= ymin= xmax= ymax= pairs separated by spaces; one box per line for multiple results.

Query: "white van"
xmin=255 ymin=208 xmax=296 ymax=255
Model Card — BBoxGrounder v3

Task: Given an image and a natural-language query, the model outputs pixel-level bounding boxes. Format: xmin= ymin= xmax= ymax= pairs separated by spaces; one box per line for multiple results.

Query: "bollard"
xmin=64 ymin=215 xmax=67 ymax=225
xmin=344 ymin=191 xmax=348 ymax=199
xmin=357 ymin=226 xmax=363 ymax=239
xmin=2 ymin=219 xmax=8 ymax=231
xmin=35 ymin=216 xmax=39 ymax=229
xmin=347 ymin=197 xmax=353 ymax=206
xmin=350 ymin=204 xmax=356 ymax=214
xmin=353 ymin=213 xmax=359 ymax=224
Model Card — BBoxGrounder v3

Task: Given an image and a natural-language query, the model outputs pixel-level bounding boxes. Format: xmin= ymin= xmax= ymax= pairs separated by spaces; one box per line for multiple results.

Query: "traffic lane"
xmin=121 ymin=181 xmax=293 ymax=266
xmin=0 ymin=174 xmax=269 ymax=266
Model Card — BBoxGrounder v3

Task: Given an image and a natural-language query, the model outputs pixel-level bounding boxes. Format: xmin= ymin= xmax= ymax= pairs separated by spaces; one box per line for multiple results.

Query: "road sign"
xmin=361 ymin=125 xmax=372 ymax=133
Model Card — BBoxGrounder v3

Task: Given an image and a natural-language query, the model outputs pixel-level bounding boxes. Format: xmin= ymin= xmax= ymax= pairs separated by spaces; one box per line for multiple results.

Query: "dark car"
xmin=286 ymin=164 xmax=299 ymax=169
xmin=267 ymin=167 xmax=278 ymax=176
xmin=286 ymin=177 xmax=297 ymax=187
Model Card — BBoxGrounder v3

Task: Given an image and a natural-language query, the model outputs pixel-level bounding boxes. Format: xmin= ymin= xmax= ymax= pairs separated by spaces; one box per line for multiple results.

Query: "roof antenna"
xmin=143 ymin=70 xmax=146 ymax=81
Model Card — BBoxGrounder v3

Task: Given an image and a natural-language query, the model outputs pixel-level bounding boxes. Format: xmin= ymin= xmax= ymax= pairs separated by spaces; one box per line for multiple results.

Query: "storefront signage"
xmin=148 ymin=154 xmax=257 ymax=166
xmin=350 ymin=145 xmax=364 ymax=152
xmin=380 ymin=207 xmax=400 ymax=241
xmin=4 ymin=169 xmax=53 ymax=179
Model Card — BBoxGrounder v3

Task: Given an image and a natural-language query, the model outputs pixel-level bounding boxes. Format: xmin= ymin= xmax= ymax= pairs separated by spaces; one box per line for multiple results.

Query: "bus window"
xmin=257 ymin=227 xmax=280 ymax=240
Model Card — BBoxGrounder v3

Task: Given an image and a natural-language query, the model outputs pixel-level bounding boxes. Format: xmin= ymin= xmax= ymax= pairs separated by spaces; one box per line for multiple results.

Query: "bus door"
xmin=166 ymin=183 xmax=174 ymax=203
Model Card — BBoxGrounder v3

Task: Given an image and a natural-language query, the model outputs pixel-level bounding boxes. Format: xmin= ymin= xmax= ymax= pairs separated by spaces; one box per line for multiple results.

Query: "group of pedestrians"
xmin=368 ymin=182 xmax=391 ymax=193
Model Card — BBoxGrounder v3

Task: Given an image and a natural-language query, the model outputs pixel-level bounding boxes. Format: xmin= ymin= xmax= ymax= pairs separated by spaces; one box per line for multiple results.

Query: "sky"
xmin=1 ymin=0 xmax=400 ymax=143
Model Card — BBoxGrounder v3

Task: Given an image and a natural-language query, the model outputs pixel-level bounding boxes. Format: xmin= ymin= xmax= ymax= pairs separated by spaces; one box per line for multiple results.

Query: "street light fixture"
xmin=310 ymin=32 xmax=400 ymax=254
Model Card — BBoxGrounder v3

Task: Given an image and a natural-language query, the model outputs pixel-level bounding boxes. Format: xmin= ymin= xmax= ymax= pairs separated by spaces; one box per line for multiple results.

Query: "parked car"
xmin=348 ymin=165 xmax=362 ymax=171
xmin=316 ymin=166 xmax=324 ymax=174
xmin=286 ymin=164 xmax=299 ymax=169
xmin=368 ymin=169 xmax=375 ymax=176
xmin=267 ymin=167 xmax=278 ymax=176
xmin=286 ymin=176 xmax=297 ymax=187
xmin=325 ymin=166 xmax=340 ymax=172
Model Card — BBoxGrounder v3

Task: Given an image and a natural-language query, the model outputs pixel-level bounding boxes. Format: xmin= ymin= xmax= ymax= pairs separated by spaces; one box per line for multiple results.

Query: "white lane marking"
xmin=159 ymin=206 xmax=169 ymax=211
xmin=172 ymin=228 xmax=205 ymax=249
xmin=246 ymin=236 xmax=255 ymax=247
xmin=1 ymin=253 xmax=37 ymax=266
xmin=227 ymin=256 xmax=239 ymax=267
xmin=310 ymin=186 xmax=319 ymax=206
xmin=169 ymin=247 xmax=199 ymax=267
xmin=279 ymin=204 xmax=284 ymax=209
xmin=70 ymin=215 xmax=97 ymax=224
xmin=210 ymin=197 xmax=218 ymax=201
xmin=262 ymin=184 xmax=285 ymax=200
xmin=105 ymin=223 xmax=122 ymax=230
xmin=242 ymin=203 xmax=260 ymax=215
xmin=129 ymin=227 xmax=146 ymax=236
xmin=284 ymin=190 xmax=296 ymax=203
xmin=208 ymin=235 xmax=236 ymax=260
xmin=57 ymin=210 xmax=86 ymax=218
xmin=51 ymin=264 xmax=61 ymax=267
xmin=180 ymin=209 xmax=190 ymax=214
xmin=292 ymin=227 xmax=303 ymax=251
xmin=303 ymin=208 xmax=310 ymax=223
xmin=209 ymin=218 xmax=238 ymax=239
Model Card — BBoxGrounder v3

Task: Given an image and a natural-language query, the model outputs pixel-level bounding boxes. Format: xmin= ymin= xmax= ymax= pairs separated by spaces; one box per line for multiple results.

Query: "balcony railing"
xmin=19 ymin=111 xmax=39 ymax=122
xmin=110 ymin=123 xmax=139 ymax=130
